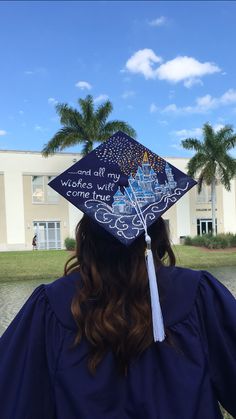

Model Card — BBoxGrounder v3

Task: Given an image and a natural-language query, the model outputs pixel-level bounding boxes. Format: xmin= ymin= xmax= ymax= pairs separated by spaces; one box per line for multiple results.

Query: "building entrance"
xmin=197 ymin=219 xmax=217 ymax=235
xmin=33 ymin=221 xmax=61 ymax=249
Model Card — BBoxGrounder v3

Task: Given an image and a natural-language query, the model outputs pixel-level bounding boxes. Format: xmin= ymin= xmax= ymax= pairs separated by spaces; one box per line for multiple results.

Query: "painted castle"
xmin=112 ymin=152 xmax=177 ymax=215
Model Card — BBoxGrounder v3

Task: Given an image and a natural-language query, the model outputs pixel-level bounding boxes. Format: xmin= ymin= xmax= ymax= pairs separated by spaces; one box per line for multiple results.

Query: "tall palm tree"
xmin=182 ymin=123 xmax=236 ymax=235
xmin=42 ymin=95 xmax=136 ymax=156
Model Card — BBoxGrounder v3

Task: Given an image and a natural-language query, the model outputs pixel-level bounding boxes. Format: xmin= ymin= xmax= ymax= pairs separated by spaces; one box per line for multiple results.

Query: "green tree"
xmin=42 ymin=95 xmax=136 ymax=156
xmin=182 ymin=123 xmax=236 ymax=235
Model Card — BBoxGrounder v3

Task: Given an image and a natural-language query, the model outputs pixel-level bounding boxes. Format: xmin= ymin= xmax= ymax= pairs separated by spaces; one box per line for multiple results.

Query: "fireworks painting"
xmin=95 ymin=131 xmax=165 ymax=175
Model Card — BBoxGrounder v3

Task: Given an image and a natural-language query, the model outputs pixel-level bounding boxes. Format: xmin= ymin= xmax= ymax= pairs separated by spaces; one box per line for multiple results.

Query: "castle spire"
xmin=143 ymin=151 xmax=149 ymax=163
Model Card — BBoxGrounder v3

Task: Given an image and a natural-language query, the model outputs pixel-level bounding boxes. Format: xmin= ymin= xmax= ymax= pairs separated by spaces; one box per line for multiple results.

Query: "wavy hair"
xmin=65 ymin=215 xmax=175 ymax=375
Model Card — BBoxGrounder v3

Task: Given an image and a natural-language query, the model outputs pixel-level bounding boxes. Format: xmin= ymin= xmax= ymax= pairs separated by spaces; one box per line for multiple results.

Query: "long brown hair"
xmin=65 ymin=215 xmax=175 ymax=375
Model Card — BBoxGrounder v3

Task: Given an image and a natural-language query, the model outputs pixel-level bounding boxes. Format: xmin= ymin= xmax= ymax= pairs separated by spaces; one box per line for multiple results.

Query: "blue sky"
xmin=1 ymin=0 xmax=236 ymax=157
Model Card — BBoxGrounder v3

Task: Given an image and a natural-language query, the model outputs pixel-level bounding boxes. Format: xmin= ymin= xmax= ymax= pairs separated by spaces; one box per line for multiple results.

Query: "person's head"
xmin=65 ymin=214 xmax=175 ymax=375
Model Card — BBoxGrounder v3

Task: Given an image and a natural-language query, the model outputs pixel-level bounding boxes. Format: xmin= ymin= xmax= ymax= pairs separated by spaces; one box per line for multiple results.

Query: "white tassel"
xmin=145 ymin=234 xmax=165 ymax=342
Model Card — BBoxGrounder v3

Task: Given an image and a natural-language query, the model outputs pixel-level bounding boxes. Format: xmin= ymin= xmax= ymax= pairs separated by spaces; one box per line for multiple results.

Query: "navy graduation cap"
xmin=49 ymin=131 xmax=196 ymax=246
xmin=49 ymin=131 xmax=197 ymax=342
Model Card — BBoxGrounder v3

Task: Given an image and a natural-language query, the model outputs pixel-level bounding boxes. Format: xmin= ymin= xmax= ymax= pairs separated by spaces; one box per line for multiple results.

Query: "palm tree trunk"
xmin=211 ymin=178 xmax=216 ymax=235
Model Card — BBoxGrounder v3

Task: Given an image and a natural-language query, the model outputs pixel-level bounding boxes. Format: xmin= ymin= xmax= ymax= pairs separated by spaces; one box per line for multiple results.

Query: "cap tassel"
xmin=145 ymin=234 xmax=165 ymax=342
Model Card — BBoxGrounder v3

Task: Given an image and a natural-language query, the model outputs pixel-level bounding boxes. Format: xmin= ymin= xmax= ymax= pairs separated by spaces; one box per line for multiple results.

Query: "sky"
xmin=0 ymin=0 xmax=236 ymax=157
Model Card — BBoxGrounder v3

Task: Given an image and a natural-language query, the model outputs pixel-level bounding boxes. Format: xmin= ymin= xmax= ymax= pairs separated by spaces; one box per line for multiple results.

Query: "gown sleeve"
xmin=0 ymin=284 xmax=64 ymax=419
xmin=196 ymin=271 xmax=236 ymax=417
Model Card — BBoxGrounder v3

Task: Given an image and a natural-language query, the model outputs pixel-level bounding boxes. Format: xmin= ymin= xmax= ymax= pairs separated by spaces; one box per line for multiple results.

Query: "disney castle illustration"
xmin=112 ymin=152 xmax=177 ymax=215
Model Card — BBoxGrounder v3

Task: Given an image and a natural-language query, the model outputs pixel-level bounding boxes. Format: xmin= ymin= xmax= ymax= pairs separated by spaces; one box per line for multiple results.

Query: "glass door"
xmin=33 ymin=221 xmax=61 ymax=249
xmin=197 ymin=219 xmax=217 ymax=235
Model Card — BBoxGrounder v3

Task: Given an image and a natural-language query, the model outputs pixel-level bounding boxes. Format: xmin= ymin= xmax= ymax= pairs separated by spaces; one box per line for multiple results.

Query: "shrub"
xmin=184 ymin=236 xmax=192 ymax=245
xmin=191 ymin=235 xmax=209 ymax=247
xmin=64 ymin=237 xmax=76 ymax=251
xmin=225 ymin=233 xmax=236 ymax=247
xmin=183 ymin=233 xmax=236 ymax=249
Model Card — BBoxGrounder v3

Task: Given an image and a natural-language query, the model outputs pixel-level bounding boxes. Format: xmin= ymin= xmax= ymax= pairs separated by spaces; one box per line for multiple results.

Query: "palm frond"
xmin=181 ymin=138 xmax=202 ymax=151
xmin=187 ymin=153 xmax=207 ymax=177
xmin=217 ymin=163 xmax=232 ymax=191
xmin=81 ymin=140 xmax=93 ymax=156
xmin=78 ymin=95 xmax=94 ymax=123
xmin=197 ymin=172 xmax=205 ymax=193
xmin=98 ymin=120 xmax=136 ymax=141
xmin=56 ymin=103 xmax=84 ymax=129
xmin=42 ymin=127 xmax=83 ymax=156
xmin=95 ymin=101 xmax=113 ymax=125
xmin=202 ymin=122 xmax=214 ymax=142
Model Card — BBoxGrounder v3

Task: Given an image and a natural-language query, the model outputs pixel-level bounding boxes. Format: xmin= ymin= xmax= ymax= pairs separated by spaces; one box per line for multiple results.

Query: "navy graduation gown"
xmin=0 ymin=267 xmax=235 ymax=419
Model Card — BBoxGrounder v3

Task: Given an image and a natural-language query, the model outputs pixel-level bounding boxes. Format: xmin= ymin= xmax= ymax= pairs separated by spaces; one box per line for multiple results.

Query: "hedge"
xmin=184 ymin=233 xmax=236 ymax=249
xmin=64 ymin=237 xmax=76 ymax=251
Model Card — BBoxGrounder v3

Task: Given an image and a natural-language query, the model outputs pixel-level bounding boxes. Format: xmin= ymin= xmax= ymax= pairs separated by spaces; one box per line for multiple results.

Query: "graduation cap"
xmin=49 ymin=131 xmax=197 ymax=342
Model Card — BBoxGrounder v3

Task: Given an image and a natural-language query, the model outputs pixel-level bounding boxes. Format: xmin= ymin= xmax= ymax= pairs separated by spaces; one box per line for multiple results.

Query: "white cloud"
xmin=184 ymin=78 xmax=203 ymax=88
xmin=220 ymin=89 xmax=236 ymax=104
xmin=125 ymin=49 xmax=162 ymax=79
xmin=150 ymin=103 xmax=158 ymax=113
xmin=0 ymin=130 xmax=7 ymax=136
xmin=172 ymin=128 xmax=202 ymax=139
xmin=170 ymin=143 xmax=185 ymax=151
xmin=24 ymin=67 xmax=47 ymax=76
xmin=75 ymin=81 xmax=92 ymax=90
xmin=94 ymin=94 xmax=109 ymax=103
xmin=156 ymin=56 xmax=220 ymax=85
xmin=48 ymin=97 xmax=58 ymax=106
xmin=125 ymin=49 xmax=221 ymax=86
xmin=121 ymin=90 xmax=135 ymax=99
xmin=162 ymin=89 xmax=236 ymax=114
xmin=148 ymin=16 xmax=167 ymax=27
xmin=171 ymin=124 xmax=227 ymax=148
xmin=34 ymin=125 xmax=48 ymax=132
xmin=35 ymin=125 xmax=43 ymax=131
xmin=157 ymin=120 xmax=168 ymax=126
xmin=213 ymin=123 xmax=225 ymax=132
xmin=163 ymin=104 xmax=178 ymax=113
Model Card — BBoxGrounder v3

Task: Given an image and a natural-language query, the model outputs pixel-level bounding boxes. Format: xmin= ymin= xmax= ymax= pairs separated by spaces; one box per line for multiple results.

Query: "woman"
xmin=1 ymin=131 xmax=235 ymax=418
xmin=0 ymin=215 xmax=235 ymax=418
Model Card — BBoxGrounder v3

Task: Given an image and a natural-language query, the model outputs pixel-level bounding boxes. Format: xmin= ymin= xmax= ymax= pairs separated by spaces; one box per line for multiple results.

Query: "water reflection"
xmin=0 ymin=267 xmax=235 ymax=336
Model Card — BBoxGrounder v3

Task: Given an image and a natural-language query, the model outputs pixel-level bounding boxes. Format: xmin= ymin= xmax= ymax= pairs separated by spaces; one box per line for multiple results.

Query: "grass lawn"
xmin=174 ymin=244 xmax=236 ymax=269
xmin=0 ymin=250 xmax=70 ymax=282
xmin=0 ymin=245 xmax=235 ymax=282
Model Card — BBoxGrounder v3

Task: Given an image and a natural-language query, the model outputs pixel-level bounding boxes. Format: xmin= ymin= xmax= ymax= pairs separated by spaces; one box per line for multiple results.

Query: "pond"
xmin=0 ymin=267 xmax=235 ymax=336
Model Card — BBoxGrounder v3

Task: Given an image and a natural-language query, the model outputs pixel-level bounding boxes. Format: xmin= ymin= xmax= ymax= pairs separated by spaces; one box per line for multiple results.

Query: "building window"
xmin=197 ymin=218 xmax=217 ymax=235
xmin=32 ymin=175 xmax=59 ymax=204
xmin=196 ymin=185 xmax=215 ymax=204
xmin=33 ymin=221 xmax=61 ymax=249
xmin=46 ymin=176 xmax=59 ymax=203
xmin=32 ymin=176 xmax=44 ymax=203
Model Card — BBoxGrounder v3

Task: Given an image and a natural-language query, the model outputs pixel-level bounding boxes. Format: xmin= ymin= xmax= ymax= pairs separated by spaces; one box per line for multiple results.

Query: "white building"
xmin=0 ymin=150 xmax=235 ymax=251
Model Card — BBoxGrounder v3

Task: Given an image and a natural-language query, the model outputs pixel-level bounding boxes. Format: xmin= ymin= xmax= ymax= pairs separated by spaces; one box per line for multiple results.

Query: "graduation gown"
xmin=0 ymin=266 xmax=235 ymax=419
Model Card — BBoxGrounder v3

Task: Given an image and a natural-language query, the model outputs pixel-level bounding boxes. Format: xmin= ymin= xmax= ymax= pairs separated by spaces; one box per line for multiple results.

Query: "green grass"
xmin=174 ymin=245 xmax=236 ymax=269
xmin=0 ymin=245 xmax=235 ymax=282
xmin=0 ymin=250 xmax=70 ymax=282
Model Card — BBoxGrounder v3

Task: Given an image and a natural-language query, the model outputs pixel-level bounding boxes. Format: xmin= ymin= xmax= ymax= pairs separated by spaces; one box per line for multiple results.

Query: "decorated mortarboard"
xmin=49 ymin=131 xmax=197 ymax=342
xmin=49 ymin=131 xmax=196 ymax=245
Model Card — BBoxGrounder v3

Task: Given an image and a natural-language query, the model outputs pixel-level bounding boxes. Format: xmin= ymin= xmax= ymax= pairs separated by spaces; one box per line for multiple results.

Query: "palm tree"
xmin=42 ymin=95 xmax=136 ymax=156
xmin=182 ymin=123 xmax=236 ymax=235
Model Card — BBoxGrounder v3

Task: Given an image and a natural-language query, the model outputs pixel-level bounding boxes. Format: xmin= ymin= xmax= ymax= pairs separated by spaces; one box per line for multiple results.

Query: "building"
xmin=0 ymin=150 xmax=236 ymax=250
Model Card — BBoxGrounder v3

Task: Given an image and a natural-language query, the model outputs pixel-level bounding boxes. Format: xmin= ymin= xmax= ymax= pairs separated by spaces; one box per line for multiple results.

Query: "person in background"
xmin=32 ymin=234 xmax=37 ymax=250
